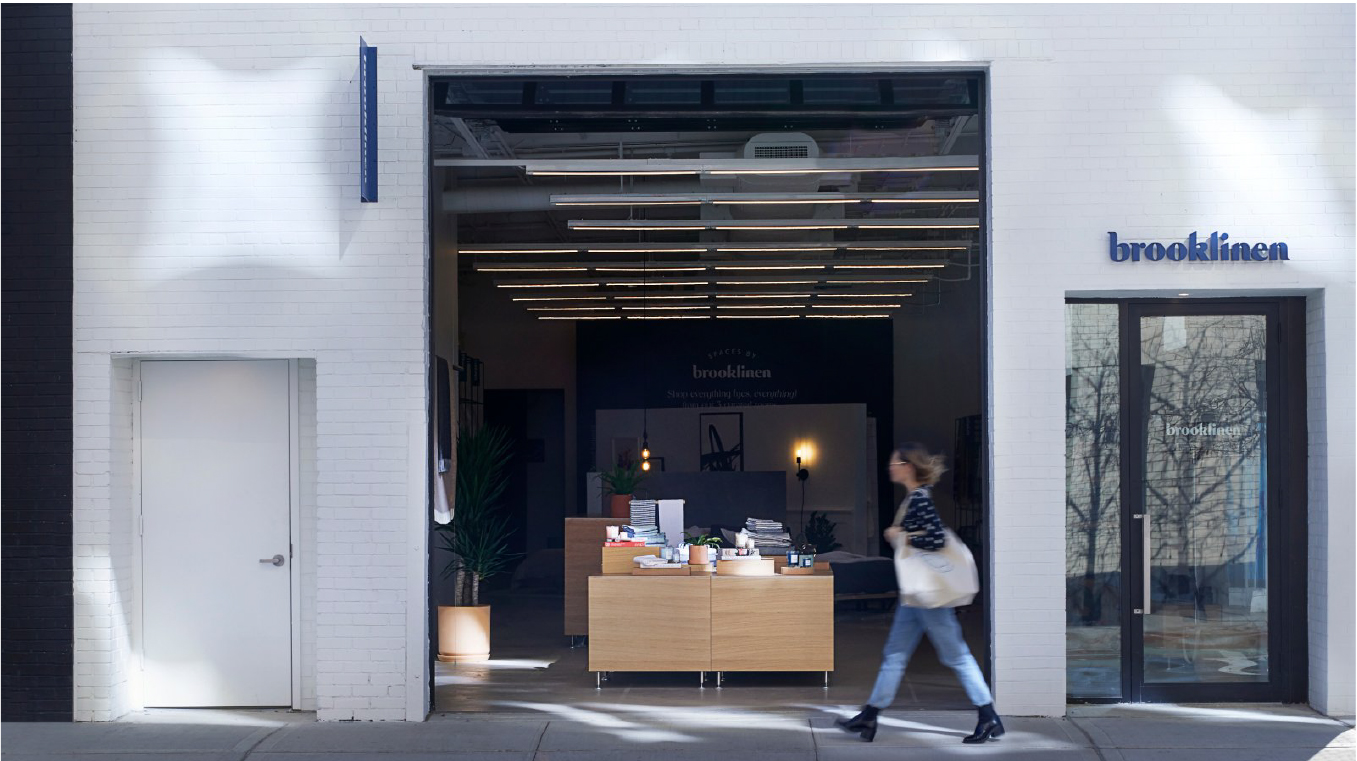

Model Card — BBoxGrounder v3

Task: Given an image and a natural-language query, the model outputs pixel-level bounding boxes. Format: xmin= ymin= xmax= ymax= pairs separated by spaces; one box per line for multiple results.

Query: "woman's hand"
xmin=884 ymin=526 xmax=903 ymax=543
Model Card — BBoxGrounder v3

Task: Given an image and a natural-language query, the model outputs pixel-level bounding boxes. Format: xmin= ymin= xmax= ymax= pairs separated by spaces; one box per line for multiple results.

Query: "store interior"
xmin=427 ymin=73 xmax=987 ymax=714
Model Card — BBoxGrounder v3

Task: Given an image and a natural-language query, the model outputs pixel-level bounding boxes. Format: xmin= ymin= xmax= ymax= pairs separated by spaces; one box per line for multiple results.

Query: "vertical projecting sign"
xmin=359 ymin=38 xmax=378 ymax=203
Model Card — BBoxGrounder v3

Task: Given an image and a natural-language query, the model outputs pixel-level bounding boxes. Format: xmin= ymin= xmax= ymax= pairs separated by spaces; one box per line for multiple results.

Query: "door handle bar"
xmin=260 ymin=554 xmax=285 ymax=567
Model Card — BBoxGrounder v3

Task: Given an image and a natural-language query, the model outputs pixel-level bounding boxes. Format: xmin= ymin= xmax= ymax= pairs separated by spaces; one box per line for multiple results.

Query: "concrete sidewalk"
xmin=3 ymin=704 xmax=1352 ymax=761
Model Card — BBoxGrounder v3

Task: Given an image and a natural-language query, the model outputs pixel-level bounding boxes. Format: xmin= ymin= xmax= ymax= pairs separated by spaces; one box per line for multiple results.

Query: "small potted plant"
xmin=684 ymin=533 xmax=722 ymax=566
xmin=599 ymin=456 xmax=646 ymax=520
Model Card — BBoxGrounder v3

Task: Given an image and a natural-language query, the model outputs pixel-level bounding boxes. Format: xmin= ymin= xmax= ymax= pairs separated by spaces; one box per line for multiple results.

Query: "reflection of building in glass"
xmin=1141 ymin=315 xmax=1266 ymax=588
xmin=1065 ymin=303 xmax=1123 ymax=697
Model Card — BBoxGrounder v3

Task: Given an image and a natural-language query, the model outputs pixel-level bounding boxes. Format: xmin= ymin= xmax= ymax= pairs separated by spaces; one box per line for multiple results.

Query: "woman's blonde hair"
xmin=896 ymin=442 xmax=948 ymax=486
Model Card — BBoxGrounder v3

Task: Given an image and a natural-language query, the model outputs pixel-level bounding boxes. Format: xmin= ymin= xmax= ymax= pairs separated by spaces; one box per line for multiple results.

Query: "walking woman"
xmin=836 ymin=442 xmax=1003 ymax=744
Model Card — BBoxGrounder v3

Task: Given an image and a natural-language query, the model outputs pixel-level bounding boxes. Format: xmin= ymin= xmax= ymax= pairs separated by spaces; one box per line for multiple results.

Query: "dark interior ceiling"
xmin=434 ymin=72 xmax=984 ymax=321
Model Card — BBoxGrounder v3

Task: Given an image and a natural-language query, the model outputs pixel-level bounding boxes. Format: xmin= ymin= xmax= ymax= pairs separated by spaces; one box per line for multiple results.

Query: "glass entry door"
xmin=1066 ymin=300 xmax=1306 ymax=703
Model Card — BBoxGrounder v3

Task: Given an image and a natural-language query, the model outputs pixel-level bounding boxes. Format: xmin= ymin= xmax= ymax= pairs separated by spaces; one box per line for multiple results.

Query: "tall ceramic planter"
xmin=608 ymin=494 xmax=633 ymax=520
xmin=437 ymin=605 xmax=491 ymax=663
xmin=688 ymin=545 xmax=710 ymax=566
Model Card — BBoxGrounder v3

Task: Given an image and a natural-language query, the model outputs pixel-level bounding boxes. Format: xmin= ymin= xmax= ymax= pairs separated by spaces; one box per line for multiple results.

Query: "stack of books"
xmin=744 ymin=517 xmax=792 ymax=550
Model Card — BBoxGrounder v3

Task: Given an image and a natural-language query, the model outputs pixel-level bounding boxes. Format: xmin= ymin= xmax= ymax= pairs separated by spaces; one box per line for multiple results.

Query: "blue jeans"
xmin=866 ymin=603 xmax=993 ymax=709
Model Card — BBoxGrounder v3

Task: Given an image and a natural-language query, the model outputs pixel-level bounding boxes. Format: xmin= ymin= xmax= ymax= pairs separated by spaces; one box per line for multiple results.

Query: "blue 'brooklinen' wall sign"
xmin=359 ymin=38 xmax=377 ymax=203
xmin=1109 ymin=232 xmax=1288 ymax=263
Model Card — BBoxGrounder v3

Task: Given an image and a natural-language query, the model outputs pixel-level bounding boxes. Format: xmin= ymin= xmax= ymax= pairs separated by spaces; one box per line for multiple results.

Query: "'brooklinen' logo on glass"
xmin=1109 ymin=232 xmax=1288 ymax=263
xmin=1166 ymin=422 xmax=1246 ymax=437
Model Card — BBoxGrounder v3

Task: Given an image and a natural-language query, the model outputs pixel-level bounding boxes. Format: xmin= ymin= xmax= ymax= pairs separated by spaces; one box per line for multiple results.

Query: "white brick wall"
xmin=72 ymin=3 xmax=1354 ymax=720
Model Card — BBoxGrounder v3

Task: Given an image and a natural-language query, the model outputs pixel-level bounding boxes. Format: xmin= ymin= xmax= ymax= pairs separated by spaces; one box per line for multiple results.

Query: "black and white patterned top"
xmin=892 ymin=486 xmax=946 ymax=551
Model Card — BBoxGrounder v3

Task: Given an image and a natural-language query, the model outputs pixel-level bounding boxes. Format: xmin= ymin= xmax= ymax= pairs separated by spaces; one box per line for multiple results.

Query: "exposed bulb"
xmin=642 ymin=447 xmax=650 ymax=460
xmin=641 ymin=460 xmax=651 ymax=471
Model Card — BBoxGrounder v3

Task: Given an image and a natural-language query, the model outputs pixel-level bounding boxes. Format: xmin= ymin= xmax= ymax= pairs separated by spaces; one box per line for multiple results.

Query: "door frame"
xmin=1068 ymin=297 xmax=1308 ymax=704
xmin=132 ymin=358 xmax=303 ymax=710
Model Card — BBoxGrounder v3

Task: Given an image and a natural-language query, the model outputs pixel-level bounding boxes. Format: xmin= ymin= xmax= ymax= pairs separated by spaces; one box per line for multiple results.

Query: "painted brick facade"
xmin=70 ymin=4 xmax=1354 ymax=721
xmin=2 ymin=2 xmax=75 ymax=723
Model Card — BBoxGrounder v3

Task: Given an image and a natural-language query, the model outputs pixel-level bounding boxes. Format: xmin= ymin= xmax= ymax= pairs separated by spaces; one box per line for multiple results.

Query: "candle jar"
xmin=786 ymin=548 xmax=800 ymax=567
xmin=800 ymin=546 xmax=816 ymax=568
xmin=605 ymin=526 xmax=619 ymax=540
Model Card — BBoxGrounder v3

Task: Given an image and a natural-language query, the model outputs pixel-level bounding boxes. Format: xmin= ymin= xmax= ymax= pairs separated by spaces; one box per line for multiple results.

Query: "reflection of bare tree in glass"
xmin=1066 ymin=315 xmax=1122 ymax=625
xmin=1141 ymin=316 xmax=1266 ymax=616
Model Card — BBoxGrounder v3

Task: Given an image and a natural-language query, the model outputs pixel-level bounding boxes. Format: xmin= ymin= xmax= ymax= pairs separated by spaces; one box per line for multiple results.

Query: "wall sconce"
xmin=794 ymin=445 xmax=811 ymax=482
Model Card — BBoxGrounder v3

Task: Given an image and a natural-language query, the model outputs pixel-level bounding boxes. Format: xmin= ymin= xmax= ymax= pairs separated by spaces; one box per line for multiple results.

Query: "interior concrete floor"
xmin=434 ymin=588 xmax=986 ymax=714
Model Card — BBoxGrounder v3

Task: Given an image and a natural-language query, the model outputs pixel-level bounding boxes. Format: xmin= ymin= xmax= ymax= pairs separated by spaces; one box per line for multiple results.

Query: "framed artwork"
xmin=699 ymin=412 xmax=744 ymax=471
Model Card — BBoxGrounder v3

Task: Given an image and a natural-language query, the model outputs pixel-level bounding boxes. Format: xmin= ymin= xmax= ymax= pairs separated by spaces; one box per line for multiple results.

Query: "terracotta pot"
xmin=608 ymin=493 xmax=633 ymax=520
xmin=436 ymin=605 xmax=491 ymax=663
xmin=688 ymin=545 xmax=710 ymax=565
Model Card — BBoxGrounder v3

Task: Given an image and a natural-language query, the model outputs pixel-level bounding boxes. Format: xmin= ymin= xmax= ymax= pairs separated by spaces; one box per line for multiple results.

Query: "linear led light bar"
xmin=715 ymin=305 xmax=801 ymax=310
xmin=538 ymin=316 xmax=622 ymax=320
xmin=713 ymin=265 xmax=826 ymax=271
xmin=831 ymin=264 xmax=945 ymax=270
xmin=589 ymin=248 xmax=710 ymax=254
xmin=815 ymin=293 xmax=913 ymax=298
xmin=811 ymin=304 xmax=903 ymax=309
xmin=714 ymin=247 xmax=837 ymax=253
xmin=830 ymin=279 xmax=929 ymax=284
xmin=594 ymin=267 xmax=708 ymax=273
xmin=568 ymin=219 xmax=980 ymax=232
xmin=845 ymin=245 xmax=970 ymax=252
xmin=605 ymin=281 xmax=710 ymax=287
xmin=715 ymin=294 xmax=812 ymax=299
xmin=715 ymin=314 xmax=800 ymax=320
xmin=621 ymin=306 xmax=710 ymax=311
xmin=461 ymin=248 xmax=578 ymax=255
xmin=527 ymin=307 xmax=618 ymax=312
xmin=477 ymin=267 xmax=588 ymax=273
xmin=550 ymin=192 xmax=978 ymax=207
xmin=625 ymin=315 xmax=713 ymax=320
xmin=497 ymin=282 xmax=601 ymax=288
xmin=705 ymin=168 xmax=976 ymax=176
xmin=613 ymin=295 xmax=710 ymax=300
xmin=715 ymin=280 xmax=818 ymax=286
xmin=529 ymin=170 xmax=700 ymax=176
xmin=806 ymin=314 xmax=893 ymax=319
xmin=511 ymin=296 xmax=609 ymax=302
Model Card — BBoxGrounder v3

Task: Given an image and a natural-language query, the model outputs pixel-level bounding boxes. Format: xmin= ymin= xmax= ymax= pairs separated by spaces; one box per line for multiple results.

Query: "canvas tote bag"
xmin=893 ymin=527 xmax=980 ymax=608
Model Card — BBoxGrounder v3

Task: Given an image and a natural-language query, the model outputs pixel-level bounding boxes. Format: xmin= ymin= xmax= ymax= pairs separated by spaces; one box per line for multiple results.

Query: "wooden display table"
xmin=586 ymin=571 xmax=834 ymax=686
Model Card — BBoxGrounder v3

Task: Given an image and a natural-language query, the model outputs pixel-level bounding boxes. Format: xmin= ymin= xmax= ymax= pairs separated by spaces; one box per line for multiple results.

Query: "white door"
xmin=141 ymin=360 xmax=292 ymax=706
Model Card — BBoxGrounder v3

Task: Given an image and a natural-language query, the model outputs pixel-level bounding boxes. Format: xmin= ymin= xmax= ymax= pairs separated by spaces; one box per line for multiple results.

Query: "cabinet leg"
xmin=595 ymin=672 xmax=601 ymax=689
xmin=699 ymin=672 xmax=704 ymax=688
xmin=716 ymin=671 xmax=723 ymax=688
xmin=824 ymin=671 xmax=830 ymax=688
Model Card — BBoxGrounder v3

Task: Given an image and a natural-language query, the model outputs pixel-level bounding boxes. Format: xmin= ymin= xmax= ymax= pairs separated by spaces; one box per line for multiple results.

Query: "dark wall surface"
xmin=2 ymin=2 xmax=75 ymax=722
xmin=577 ymin=319 xmax=895 ymax=528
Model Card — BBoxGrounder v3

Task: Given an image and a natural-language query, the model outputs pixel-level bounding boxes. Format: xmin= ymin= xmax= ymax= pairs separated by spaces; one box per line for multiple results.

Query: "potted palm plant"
xmin=599 ymin=457 xmax=646 ymax=520
xmin=434 ymin=425 xmax=517 ymax=663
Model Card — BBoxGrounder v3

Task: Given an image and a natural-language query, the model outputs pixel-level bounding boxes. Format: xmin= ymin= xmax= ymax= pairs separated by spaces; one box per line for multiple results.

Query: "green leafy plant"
xmin=434 ymin=425 xmax=519 ymax=606
xmin=599 ymin=458 xmax=646 ymax=497
xmin=683 ymin=533 xmax=722 ymax=548
xmin=805 ymin=511 xmax=842 ymax=554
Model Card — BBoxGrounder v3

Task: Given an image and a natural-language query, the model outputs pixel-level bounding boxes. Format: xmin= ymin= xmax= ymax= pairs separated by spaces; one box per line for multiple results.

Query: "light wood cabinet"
xmin=564 ymin=518 xmax=615 ymax=636
xmin=588 ymin=576 xmax=712 ymax=672
xmin=711 ymin=576 xmax=834 ymax=671
xmin=586 ymin=571 xmax=834 ymax=677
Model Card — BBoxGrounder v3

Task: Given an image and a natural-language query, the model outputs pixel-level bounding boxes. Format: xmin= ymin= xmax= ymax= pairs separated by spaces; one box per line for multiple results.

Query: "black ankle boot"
xmin=963 ymin=703 xmax=1004 ymax=743
xmin=835 ymin=705 xmax=879 ymax=742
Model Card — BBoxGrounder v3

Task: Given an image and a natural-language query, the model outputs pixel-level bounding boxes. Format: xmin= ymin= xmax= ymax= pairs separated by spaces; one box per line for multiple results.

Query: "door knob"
xmin=259 ymin=554 xmax=285 ymax=567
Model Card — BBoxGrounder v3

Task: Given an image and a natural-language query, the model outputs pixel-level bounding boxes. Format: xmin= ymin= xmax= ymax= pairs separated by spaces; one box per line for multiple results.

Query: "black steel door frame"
xmin=1070 ymin=297 xmax=1307 ymax=704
